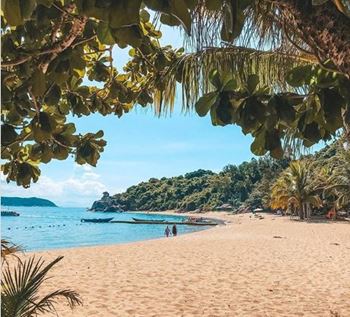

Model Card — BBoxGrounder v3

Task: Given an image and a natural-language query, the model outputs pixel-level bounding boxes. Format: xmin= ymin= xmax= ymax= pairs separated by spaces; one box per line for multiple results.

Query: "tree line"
xmin=110 ymin=140 xmax=349 ymax=216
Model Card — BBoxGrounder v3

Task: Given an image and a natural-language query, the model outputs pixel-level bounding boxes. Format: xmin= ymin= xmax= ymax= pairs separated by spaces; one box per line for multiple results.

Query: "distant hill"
xmin=1 ymin=197 xmax=57 ymax=207
xmin=90 ymin=142 xmax=341 ymax=213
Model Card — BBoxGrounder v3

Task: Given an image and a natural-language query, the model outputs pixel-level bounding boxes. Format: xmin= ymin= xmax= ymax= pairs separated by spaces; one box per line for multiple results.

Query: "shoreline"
xmin=22 ymin=213 xmax=350 ymax=316
xmin=26 ymin=211 xmax=226 ymax=254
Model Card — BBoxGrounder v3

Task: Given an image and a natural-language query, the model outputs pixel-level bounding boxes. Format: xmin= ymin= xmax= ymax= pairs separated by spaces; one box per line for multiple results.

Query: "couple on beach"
xmin=165 ymin=225 xmax=177 ymax=237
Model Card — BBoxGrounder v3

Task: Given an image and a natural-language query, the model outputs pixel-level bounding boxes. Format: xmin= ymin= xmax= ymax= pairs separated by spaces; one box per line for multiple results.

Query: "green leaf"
xmin=169 ymin=0 xmax=191 ymax=35
xmin=232 ymin=10 xmax=245 ymax=39
xmin=31 ymin=69 xmax=46 ymax=97
xmin=251 ymin=132 xmax=268 ymax=156
xmin=286 ymin=65 xmax=313 ymax=87
xmin=112 ymin=25 xmax=143 ymax=47
xmin=140 ymin=9 xmax=150 ymax=22
xmin=20 ymin=0 xmax=36 ymax=19
xmin=95 ymin=130 xmax=104 ymax=138
xmin=222 ymin=78 xmax=237 ymax=92
xmin=246 ymin=74 xmax=259 ymax=94
xmin=209 ymin=69 xmax=221 ymax=89
xmin=2 ymin=0 xmax=35 ymax=25
xmin=270 ymin=95 xmax=296 ymax=125
xmin=195 ymin=92 xmax=218 ymax=117
xmin=265 ymin=129 xmax=282 ymax=156
xmin=1 ymin=124 xmax=18 ymax=146
xmin=221 ymin=2 xmax=234 ymax=42
xmin=240 ymin=96 xmax=265 ymax=132
xmin=38 ymin=112 xmax=56 ymax=133
xmin=320 ymin=88 xmax=344 ymax=131
xmin=160 ymin=13 xmax=181 ymax=26
xmin=44 ymin=84 xmax=61 ymax=106
xmin=3 ymin=0 xmax=22 ymax=26
xmin=109 ymin=0 xmax=142 ymax=28
xmin=31 ymin=112 xmax=57 ymax=142
xmin=303 ymin=122 xmax=321 ymax=143
xmin=216 ymin=94 xmax=234 ymax=125
xmin=184 ymin=0 xmax=197 ymax=10
xmin=97 ymin=22 xmax=116 ymax=45
xmin=205 ymin=0 xmax=222 ymax=11
xmin=41 ymin=145 xmax=53 ymax=163
xmin=53 ymin=145 xmax=69 ymax=160
xmin=36 ymin=0 xmax=54 ymax=7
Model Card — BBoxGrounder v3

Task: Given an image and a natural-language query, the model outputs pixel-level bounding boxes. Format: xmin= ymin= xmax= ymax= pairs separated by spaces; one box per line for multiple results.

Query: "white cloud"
xmin=1 ymin=166 xmax=107 ymax=207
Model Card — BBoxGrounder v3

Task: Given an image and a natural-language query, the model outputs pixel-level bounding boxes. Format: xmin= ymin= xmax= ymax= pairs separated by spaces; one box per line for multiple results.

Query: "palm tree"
xmin=1 ymin=240 xmax=82 ymax=317
xmin=325 ymin=148 xmax=350 ymax=209
xmin=270 ymin=161 xmax=322 ymax=219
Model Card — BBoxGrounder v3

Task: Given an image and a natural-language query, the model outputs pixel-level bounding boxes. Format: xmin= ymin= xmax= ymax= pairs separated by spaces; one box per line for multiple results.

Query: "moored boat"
xmin=1 ymin=211 xmax=20 ymax=216
xmin=81 ymin=217 xmax=113 ymax=223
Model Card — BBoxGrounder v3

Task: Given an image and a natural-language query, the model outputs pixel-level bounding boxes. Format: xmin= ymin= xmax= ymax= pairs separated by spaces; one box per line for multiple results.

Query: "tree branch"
xmin=1 ymin=17 xmax=89 ymax=71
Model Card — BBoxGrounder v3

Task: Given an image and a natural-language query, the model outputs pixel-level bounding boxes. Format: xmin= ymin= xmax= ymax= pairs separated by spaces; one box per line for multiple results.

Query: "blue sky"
xmin=2 ymin=26 xmax=258 ymax=207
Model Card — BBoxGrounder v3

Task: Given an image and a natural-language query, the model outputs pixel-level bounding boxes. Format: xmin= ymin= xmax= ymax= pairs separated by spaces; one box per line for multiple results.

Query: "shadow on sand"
xmin=289 ymin=217 xmax=350 ymax=224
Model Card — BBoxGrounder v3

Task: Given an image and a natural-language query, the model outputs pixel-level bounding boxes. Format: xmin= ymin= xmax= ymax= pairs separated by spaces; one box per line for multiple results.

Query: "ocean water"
xmin=1 ymin=207 xmax=209 ymax=251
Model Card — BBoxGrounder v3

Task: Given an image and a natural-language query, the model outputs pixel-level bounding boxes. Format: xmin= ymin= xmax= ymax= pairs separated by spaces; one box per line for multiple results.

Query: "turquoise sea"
xmin=1 ymin=207 xmax=208 ymax=251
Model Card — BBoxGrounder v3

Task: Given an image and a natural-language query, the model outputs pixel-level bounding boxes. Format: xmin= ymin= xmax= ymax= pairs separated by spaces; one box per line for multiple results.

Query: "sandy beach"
xmin=27 ymin=213 xmax=350 ymax=316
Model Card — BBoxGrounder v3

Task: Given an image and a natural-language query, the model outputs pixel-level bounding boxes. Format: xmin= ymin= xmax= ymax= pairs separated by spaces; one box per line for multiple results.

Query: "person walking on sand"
xmin=172 ymin=224 xmax=177 ymax=237
xmin=165 ymin=226 xmax=171 ymax=237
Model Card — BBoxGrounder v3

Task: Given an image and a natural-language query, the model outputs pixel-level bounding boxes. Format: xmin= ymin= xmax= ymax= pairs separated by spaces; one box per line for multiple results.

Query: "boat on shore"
xmin=81 ymin=217 xmax=113 ymax=223
xmin=1 ymin=211 xmax=20 ymax=217
xmin=132 ymin=217 xmax=165 ymax=223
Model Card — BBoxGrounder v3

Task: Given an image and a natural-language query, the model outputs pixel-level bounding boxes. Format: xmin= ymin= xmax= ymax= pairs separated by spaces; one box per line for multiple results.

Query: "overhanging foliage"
xmin=1 ymin=0 xmax=349 ymax=186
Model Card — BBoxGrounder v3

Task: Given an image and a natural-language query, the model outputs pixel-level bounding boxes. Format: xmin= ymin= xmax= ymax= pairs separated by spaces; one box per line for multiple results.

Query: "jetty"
xmin=110 ymin=220 xmax=218 ymax=226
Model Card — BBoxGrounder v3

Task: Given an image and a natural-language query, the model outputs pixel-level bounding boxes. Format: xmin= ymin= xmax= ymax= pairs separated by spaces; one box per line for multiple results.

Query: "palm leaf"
xmin=1 ymin=256 xmax=82 ymax=317
xmin=1 ymin=239 xmax=23 ymax=265
xmin=157 ymin=46 xmax=316 ymax=114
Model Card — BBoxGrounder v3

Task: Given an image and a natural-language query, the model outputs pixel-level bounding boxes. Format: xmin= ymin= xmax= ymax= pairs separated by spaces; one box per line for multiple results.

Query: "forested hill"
xmin=1 ymin=197 xmax=57 ymax=207
xmin=110 ymin=157 xmax=290 ymax=212
xmin=91 ymin=140 xmax=350 ymax=212
xmin=104 ymin=142 xmax=343 ymax=212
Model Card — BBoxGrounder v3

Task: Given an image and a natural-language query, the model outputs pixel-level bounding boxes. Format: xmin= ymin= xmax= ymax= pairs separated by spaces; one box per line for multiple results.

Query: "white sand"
xmin=27 ymin=213 xmax=350 ymax=316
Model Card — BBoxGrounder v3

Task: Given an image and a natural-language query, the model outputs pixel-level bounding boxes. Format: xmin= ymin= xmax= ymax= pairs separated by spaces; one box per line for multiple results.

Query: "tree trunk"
xmin=306 ymin=203 xmax=311 ymax=219
xmin=276 ymin=0 xmax=350 ymax=77
xmin=299 ymin=204 xmax=304 ymax=220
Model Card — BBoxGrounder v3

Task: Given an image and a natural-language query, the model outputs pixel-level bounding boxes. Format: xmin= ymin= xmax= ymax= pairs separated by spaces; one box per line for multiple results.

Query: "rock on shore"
xmin=89 ymin=192 xmax=124 ymax=212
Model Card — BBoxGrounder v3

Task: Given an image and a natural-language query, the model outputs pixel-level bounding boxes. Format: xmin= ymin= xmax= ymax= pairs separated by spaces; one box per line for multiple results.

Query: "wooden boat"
xmin=132 ymin=217 xmax=165 ymax=223
xmin=1 ymin=211 xmax=20 ymax=216
xmin=81 ymin=217 xmax=113 ymax=223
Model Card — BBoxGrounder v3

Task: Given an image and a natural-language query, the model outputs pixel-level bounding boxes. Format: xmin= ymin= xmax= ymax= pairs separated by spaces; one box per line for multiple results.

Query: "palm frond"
xmin=1 ymin=255 xmax=82 ymax=317
xmin=158 ymin=46 xmax=315 ymax=114
xmin=1 ymin=239 xmax=23 ymax=265
xmin=187 ymin=1 xmax=314 ymax=56
xmin=26 ymin=289 xmax=82 ymax=316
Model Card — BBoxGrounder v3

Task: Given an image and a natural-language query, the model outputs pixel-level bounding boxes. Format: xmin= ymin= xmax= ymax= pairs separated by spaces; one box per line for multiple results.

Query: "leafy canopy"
xmin=1 ymin=0 xmax=350 ymax=187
